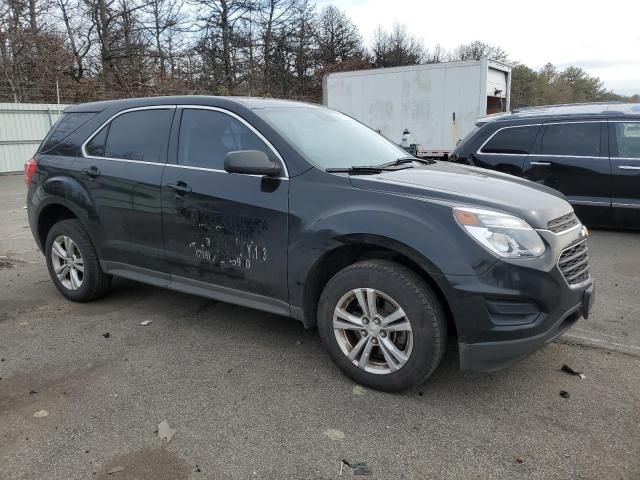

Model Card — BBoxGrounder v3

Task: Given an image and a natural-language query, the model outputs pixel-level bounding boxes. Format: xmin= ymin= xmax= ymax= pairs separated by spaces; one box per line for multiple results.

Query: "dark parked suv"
xmin=26 ymin=96 xmax=595 ymax=391
xmin=450 ymin=102 xmax=640 ymax=228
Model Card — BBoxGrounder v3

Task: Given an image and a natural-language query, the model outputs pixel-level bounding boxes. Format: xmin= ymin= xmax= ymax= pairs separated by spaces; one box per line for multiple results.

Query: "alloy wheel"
xmin=50 ymin=235 xmax=84 ymax=290
xmin=333 ymin=288 xmax=413 ymax=374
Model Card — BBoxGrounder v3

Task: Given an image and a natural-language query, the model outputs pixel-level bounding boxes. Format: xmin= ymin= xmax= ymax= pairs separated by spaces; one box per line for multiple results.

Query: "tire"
xmin=45 ymin=219 xmax=112 ymax=302
xmin=317 ymin=260 xmax=447 ymax=392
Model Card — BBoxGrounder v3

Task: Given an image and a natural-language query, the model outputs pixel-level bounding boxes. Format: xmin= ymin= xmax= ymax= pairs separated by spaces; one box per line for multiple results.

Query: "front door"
xmin=609 ymin=120 xmax=640 ymax=227
xmin=161 ymin=107 xmax=289 ymax=311
xmin=523 ymin=121 xmax=611 ymax=225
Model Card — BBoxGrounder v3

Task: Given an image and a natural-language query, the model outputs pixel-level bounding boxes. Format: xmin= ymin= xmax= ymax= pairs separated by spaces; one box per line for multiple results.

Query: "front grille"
xmin=558 ymin=241 xmax=590 ymax=287
xmin=547 ymin=212 xmax=579 ymax=233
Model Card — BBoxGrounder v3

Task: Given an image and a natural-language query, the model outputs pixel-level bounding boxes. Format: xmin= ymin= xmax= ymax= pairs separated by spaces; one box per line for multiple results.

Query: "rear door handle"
xmin=530 ymin=161 xmax=550 ymax=166
xmin=619 ymin=165 xmax=640 ymax=170
xmin=81 ymin=166 xmax=100 ymax=178
xmin=166 ymin=182 xmax=192 ymax=195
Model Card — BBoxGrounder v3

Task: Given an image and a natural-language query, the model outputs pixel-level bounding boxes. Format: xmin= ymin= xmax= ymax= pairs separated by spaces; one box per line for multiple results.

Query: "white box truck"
xmin=322 ymin=58 xmax=511 ymax=157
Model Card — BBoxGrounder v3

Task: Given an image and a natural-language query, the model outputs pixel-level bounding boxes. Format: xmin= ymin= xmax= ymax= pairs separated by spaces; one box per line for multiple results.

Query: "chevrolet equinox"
xmin=26 ymin=96 xmax=595 ymax=392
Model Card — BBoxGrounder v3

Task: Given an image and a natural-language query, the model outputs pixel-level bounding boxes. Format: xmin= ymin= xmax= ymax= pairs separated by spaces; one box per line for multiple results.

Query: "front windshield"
xmin=255 ymin=106 xmax=410 ymax=169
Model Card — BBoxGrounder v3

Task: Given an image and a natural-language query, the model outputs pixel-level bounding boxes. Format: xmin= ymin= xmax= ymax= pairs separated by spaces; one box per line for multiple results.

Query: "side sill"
xmin=101 ymin=261 xmax=293 ymax=319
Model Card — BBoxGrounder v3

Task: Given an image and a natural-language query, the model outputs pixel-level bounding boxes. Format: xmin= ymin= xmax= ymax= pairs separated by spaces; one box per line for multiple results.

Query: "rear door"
xmin=80 ymin=106 xmax=174 ymax=272
xmin=160 ymin=107 xmax=289 ymax=310
xmin=609 ymin=120 xmax=640 ymax=226
xmin=523 ymin=121 xmax=611 ymax=223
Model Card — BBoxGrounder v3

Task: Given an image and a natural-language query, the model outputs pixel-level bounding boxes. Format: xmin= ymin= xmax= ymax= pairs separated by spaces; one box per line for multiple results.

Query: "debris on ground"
xmin=140 ymin=320 xmax=152 ymax=326
xmin=516 ymin=456 xmax=524 ymax=464
xmin=29 ymin=390 xmax=37 ymax=395
xmin=33 ymin=410 xmax=48 ymax=418
xmin=0 ymin=256 xmax=15 ymax=269
xmin=562 ymin=364 xmax=586 ymax=379
xmin=352 ymin=385 xmax=366 ymax=396
xmin=107 ymin=466 xmax=125 ymax=474
xmin=323 ymin=429 xmax=345 ymax=441
xmin=559 ymin=390 xmax=570 ymax=399
xmin=158 ymin=420 xmax=177 ymax=443
xmin=102 ymin=333 xmax=110 ymax=338
xmin=340 ymin=460 xmax=372 ymax=476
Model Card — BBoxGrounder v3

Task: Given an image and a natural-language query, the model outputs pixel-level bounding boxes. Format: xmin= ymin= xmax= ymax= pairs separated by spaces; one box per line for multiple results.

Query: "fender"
xmin=287 ymin=201 xmax=498 ymax=318
xmin=33 ymin=174 xmax=104 ymax=255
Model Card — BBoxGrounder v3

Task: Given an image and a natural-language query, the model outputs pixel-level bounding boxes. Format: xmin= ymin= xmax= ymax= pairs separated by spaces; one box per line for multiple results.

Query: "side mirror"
xmin=224 ymin=150 xmax=282 ymax=177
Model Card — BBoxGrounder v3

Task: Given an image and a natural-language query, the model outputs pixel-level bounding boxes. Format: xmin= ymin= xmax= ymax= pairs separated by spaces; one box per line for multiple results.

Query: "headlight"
xmin=453 ymin=207 xmax=545 ymax=258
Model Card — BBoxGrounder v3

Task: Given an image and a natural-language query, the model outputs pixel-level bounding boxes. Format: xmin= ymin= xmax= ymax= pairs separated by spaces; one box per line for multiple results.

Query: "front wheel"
xmin=45 ymin=219 xmax=112 ymax=302
xmin=317 ymin=260 xmax=447 ymax=392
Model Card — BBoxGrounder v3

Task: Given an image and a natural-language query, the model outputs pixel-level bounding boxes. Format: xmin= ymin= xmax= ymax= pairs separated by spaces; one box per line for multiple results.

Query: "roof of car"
xmin=65 ymin=95 xmax=321 ymax=113
xmin=477 ymin=102 xmax=640 ymax=125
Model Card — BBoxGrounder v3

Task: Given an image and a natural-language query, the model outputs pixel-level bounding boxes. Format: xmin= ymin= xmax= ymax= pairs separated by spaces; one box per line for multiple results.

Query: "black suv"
xmin=26 ymin=96 xmax=595 ymax=391
xmin=450 ymin=102 xmax=640 ymax=228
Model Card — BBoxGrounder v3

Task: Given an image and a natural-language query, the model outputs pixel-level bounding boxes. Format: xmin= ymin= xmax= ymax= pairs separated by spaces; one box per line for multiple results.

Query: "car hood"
xmin=349 ymin=162 xmax=573 ymax=228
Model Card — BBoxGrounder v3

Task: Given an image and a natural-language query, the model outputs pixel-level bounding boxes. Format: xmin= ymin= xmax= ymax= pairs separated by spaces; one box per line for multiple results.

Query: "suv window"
xmin=40 ymin=112 xmax=97 ymax=153
xmin=540 ymin=122 xmax=601 ymax=157
xmin=85 ymin=109 xmax=172 ymax=162
xmin=179 ymin=109 xmax=271 ymax=169
xmin=613 ymin=122 xmax=640 ymax=158
xmin=480 ymin=125 xmax=540 ymax=154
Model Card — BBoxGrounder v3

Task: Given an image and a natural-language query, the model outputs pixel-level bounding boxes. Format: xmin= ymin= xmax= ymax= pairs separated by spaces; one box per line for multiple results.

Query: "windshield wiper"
xmin=326 ymin=166 xmax=387 ymax=174
xmin=326 ymin=164 xmax=414 ymax=174
xmin=377 ymin=157 xmax=435 ymax=168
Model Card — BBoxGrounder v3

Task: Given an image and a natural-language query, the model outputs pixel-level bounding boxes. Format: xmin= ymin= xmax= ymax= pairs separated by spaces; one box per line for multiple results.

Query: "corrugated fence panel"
xmin=0 ymin=103 xmax=71 ymax=173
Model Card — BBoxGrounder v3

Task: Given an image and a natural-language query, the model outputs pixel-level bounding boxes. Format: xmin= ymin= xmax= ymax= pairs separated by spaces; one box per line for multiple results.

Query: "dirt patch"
xmin=96 ymin=447 xmax=190 ymax=479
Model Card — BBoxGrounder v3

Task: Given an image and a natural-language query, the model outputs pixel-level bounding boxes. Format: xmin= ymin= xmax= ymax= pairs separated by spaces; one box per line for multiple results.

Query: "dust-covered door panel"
xmin=161 ymin=107 xmax=289 ymax=302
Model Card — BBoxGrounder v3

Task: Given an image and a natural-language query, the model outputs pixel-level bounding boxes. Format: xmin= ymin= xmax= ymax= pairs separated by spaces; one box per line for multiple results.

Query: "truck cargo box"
xmin=323 ymin=58 xmax=511 ymax=157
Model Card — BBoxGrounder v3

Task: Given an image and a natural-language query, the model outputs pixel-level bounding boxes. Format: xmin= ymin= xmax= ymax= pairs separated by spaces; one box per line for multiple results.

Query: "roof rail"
xmin=511 ymin=101 xmax=624 ymax=113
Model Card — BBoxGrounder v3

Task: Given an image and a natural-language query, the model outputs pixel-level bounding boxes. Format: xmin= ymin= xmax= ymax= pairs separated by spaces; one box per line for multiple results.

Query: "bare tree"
xmin=449 ymin=40 xmax=508 ymax=62
xmin=315 ymin=5 xmax=363 ymax=65
xmin=370 ymin=23 xmax=424 ymax=68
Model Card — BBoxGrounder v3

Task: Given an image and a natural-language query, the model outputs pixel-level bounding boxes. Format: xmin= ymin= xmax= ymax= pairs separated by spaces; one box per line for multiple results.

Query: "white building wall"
xmin=0 ymin=103 xmax=70 ymax=173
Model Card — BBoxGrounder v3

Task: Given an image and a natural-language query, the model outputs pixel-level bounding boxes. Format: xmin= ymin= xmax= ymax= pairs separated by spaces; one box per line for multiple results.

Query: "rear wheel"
xmin=318 ymin=260 xmax=446 ymax=392
xmin=45 ymin=219 xmax=111 ymax=302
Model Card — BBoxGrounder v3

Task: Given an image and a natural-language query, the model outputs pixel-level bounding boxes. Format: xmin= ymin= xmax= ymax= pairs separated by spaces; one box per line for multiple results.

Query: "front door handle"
xmin=619 ymin=165 xmax=640 ymax=170
xmin=166 ymin=182 xmax=192 ymax=195
xmin=82 ymin=166 xmax=100 ymax=178
xmin=530 ymin=161 xmax=551 ymax=166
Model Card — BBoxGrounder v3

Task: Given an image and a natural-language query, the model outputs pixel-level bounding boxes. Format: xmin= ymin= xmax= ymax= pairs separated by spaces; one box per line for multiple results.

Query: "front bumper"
xmin=442 ymin=227 xmax=595 ymax=373
xmin=459 ymin=283 xmax=594 ymax=372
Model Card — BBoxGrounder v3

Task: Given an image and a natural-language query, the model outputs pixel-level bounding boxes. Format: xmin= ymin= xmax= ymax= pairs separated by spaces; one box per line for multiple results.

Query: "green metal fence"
xmin=0 ymin=103 xmax=70 ymax=173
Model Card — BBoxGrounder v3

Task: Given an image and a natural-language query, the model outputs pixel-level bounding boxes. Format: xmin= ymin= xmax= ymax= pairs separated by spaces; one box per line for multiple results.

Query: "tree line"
xmin=1 ymin=0 xmax=637 ymax=106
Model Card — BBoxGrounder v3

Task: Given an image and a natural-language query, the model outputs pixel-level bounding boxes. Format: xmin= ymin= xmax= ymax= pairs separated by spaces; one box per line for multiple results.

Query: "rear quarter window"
xmin=39 ymin=112 xmax=98 ymax=153
xmin=480 ymin=125 xmax=541 ymax=154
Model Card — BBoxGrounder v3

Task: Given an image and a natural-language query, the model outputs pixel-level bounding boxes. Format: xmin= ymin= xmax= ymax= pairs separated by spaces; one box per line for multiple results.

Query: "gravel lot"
xmin=1 ymin=173 xmax=639 ymax=479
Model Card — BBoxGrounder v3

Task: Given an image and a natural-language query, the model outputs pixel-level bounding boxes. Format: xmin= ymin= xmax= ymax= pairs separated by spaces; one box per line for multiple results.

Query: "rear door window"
xmin=612 ymin=122 xmax=640 ymax=158
xmin=178 ymin=109 xmax=272 ymax=169
xmin=540 ymin=122 xmax=601 ymax=157
xmin=480 ymin=125 xmax=540 ymax=154
xmin=85 ymin=109 xmax=172 ymax=162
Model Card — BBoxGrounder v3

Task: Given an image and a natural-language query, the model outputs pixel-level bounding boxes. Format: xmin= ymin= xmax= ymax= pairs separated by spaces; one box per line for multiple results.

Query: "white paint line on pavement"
xmin=572 ymin=327 xmax=632 ymax=341
xmin=561 ymin=333 xmax=640 ymax=355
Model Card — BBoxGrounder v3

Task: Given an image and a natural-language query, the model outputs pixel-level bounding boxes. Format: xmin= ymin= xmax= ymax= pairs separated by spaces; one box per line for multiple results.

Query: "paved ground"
xmin=1 ymin=173 xmax=639 ymax=479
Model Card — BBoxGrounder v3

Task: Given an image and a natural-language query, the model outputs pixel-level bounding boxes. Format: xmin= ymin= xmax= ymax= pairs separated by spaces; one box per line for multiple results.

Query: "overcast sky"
xmin=319 ymin=0 xmax=640 ymax=96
